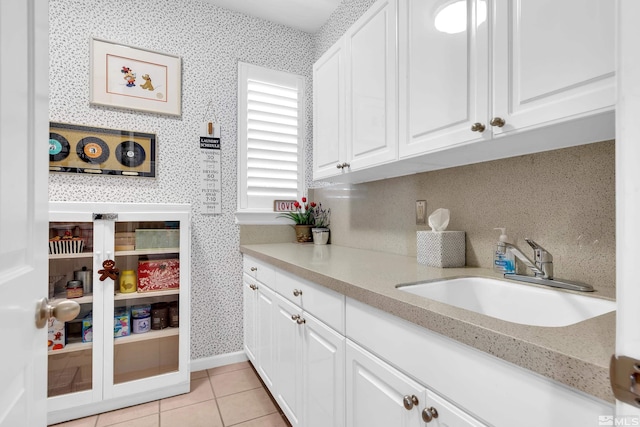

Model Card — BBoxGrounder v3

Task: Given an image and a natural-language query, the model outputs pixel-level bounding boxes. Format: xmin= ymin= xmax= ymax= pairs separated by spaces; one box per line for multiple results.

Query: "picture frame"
xmin=49 ymin=122 xmax=157 ymax=177
xmin=90 ymin=38 xmax=182 ymax=116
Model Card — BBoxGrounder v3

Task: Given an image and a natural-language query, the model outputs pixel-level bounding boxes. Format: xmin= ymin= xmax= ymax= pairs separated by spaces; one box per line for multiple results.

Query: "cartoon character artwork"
xmin=121 ymin=66 xmax=136 ymax=87
xmin=140 ymin=74 xmax=154 ymax=91
xmin=98 ymin=259 xmax=119 ymax=281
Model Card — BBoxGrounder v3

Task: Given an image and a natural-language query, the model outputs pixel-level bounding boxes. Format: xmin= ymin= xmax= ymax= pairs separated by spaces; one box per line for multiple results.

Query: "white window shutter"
xmin=237 ymin=63 xmax=305 ymax=223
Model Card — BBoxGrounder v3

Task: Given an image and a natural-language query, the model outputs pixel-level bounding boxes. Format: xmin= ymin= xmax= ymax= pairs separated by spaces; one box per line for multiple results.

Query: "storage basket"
xmin=49 ymin=239 xmax=84 ymax=255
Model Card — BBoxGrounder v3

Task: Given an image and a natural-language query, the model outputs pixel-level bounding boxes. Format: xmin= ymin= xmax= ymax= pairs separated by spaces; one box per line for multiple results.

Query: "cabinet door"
xmin=345 ymin=0 xmax=398 ymax=170
xmin=346 ymin=341 xmax=425 ymax=427
xmin=273 ymin=294 xmax=303 ymax=426
xmin=243 ymin=275 xmax=258 ymax=364
xmin=313 ymin=41 xmax=346 ymax=180
xmin=47 ymin=214 xmax=100 ymax=412
xmin=492 ymin=0 xmax=614 ymax=135
xmin=399 ymin=0 xmax=489 ymax=158
xmin=256 ymin=284 xmax=277 ymax=390
xmin=303 ymin=313 xmax=345 ymax=427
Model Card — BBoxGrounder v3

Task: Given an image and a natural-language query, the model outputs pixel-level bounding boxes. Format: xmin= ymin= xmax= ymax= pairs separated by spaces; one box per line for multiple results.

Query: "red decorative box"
xmin=137 ymin=258 xmax=180 ymax=292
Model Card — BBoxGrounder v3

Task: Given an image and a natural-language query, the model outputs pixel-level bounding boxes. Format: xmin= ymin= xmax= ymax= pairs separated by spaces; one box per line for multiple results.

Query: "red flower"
xmin=310 ymin=202 xmax=317 ymax=207
xmin=293 ymin=201 xmax=300 ymax=208
xmin=301 ymin=197 xmax=307 ymax=203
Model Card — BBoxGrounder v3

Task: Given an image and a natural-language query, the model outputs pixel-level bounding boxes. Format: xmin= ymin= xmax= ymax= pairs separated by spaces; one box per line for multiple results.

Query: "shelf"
xmin=115 ymin=248 xmax=179 ymax=256
xmin=49 ymin=252 xmax=93 ymax=260
xmin=48 ymin=341 xmax=92 ymax=355
xmin=114 ymin=327 xmax=179 ymax=345
xmin=114 ymin=289 xmax=180 ymax=301
xmin=51 ymin=293 xmax=94 ymax=305
xmin=48 ymin=328 xmax=178 ymax=355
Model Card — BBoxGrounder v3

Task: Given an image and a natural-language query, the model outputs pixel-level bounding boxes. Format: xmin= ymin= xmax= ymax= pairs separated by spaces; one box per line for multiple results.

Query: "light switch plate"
xmin=416 ymin=200 xmax=427 ymax=225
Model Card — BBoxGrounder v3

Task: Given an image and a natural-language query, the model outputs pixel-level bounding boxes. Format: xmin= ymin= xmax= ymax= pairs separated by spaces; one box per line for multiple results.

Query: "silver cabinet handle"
xmin=403 ymin=395 xmax=419 ymax=410
xmin=250 ymin=267 xmax=257 ymax=271
xmin=291 ymin=314 xmax=300 ymax=321
xmin=296 ymin=317 xmax=306 ymax=324
xmin=421 ymin=407 xmax=439 ymax=422
xmin=490 ymin=117 xmax=506 ymax=127
xmin=471 ymin=122 xmax=486 ymax=132
xmin=293 ymin=289 xmax=302 ymax=297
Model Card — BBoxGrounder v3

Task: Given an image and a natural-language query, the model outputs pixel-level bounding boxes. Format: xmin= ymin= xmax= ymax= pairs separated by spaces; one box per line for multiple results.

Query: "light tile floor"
xmin=50 ymin=362 xmax=291 ymax=427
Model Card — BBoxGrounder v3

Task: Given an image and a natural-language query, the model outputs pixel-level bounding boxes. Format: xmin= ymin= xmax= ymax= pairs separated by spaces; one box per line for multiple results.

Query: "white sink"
xmin=397 ymin=277 xmax=615 ymax=327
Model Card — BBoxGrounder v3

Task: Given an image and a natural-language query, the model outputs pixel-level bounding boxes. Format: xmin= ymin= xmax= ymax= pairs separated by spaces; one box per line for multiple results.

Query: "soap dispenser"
xmin=493 ymin=228 xmax=515 ymax=274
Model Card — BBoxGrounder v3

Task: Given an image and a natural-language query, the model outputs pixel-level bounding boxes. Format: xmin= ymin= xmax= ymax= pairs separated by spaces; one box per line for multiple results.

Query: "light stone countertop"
xmin=240 ymin=243 xmax=616 ymax=403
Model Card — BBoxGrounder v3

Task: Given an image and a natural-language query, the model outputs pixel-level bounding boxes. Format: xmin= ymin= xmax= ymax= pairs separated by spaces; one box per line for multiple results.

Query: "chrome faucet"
xmin=500 ymin=238 xmax=593 ymax=292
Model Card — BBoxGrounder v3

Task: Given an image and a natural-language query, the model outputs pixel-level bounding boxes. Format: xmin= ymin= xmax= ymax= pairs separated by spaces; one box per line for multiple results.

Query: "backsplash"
xmin=311 ymin=141 xmax=616 ymax=294
xmin=48 ymin=0 xmax=314 ymax=359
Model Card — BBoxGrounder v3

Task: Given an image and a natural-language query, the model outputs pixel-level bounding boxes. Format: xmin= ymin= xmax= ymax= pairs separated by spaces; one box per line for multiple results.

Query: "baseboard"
xmin=190 ymin=350 xmax=248 ymax=372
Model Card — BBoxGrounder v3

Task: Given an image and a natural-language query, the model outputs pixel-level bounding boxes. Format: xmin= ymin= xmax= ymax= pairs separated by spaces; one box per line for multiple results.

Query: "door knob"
xmin=470 ymin=122 xmax=486 ymax=132
xmin=35 ymin=297 xmax=81 ymax=328
xmin=490 ymin=117 xmax=506 ymax=127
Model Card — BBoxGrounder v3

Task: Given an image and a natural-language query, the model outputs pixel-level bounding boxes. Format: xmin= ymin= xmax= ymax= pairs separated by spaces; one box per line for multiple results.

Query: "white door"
xmin=346 ymin=341 xmax=425 ymax=427
xmin=302 ymin=313 xmax=345 ymax=427
xmin=256 ymin=284 xmax=276 ymax=390
xmin=614 ymin=0 xmax=640 ymax=419
xmin=313 ymin=42 xmax=346 ymax=180
xmin=273 ymin=294 xmax=302 ymax=426
xmin=345 ymin=0 xmax=397 ymax=170
xmin=0 ymin=1 xmax=49 ymax=426
xmin=492 ymin=0 xmax=615 ymax=136
xmin=398 ymin=0 xmax=489 ymax=158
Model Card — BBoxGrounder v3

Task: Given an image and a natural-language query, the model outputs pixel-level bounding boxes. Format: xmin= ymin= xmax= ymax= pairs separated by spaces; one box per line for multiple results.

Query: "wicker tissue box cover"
xmin=417 ymin=231 xmax=466 ymax=268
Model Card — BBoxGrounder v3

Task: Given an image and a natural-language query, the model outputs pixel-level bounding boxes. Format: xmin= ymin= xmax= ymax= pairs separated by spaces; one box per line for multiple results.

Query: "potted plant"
xmin=277 ymin=197 xmax=316 ymax=243
xmin=311 ymin=203 xmax=331 ymax=245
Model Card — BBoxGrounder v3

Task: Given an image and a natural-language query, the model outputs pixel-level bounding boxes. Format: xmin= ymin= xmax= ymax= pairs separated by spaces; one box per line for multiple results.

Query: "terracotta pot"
xmin=293 ymin=224 xmax=313 ymax=243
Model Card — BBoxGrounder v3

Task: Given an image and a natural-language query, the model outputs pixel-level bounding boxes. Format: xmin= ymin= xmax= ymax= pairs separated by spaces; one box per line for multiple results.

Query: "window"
xmin=236 ymin=62 xmax=305 ymax=224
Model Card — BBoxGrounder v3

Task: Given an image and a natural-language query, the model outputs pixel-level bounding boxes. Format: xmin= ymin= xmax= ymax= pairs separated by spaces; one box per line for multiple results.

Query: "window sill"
xmin=235 ymin=211 xmax=294 ymax=225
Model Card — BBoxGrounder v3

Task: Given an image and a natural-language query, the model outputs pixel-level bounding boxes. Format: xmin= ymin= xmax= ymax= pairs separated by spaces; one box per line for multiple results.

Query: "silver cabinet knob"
xmin=35 ymin=298 xmax=80 ymax=328
xmin=336 ymin=164 xmax=344 ymax=169
xmin=291 ymin=314 xmax=300 ymax=321
xmin=293 ymin=289 xmax=302 ymax=297
xmin=296 ymin=317 xmax=306 ymax=324
xmin=341 ymin=162 xmax=351 ymax=168
xmin=403 ymin=395 xmax=419 ymax=410
xmin=470 ymin=122 xmax=486 ymax=132
xmin=421 ymin=407 xmax=439 ymax=422
xmin=249 ymin=284 xmax=258 ymax=291
xmin=250 ymin=267 xmax=257 ymax=271
xmin=490 ymin=117 xmax=506 ymax=127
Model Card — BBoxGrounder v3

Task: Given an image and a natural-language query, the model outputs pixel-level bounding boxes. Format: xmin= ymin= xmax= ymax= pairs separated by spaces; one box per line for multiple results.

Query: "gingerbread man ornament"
xmin=98 ymin=259 xmax=119 ymax=281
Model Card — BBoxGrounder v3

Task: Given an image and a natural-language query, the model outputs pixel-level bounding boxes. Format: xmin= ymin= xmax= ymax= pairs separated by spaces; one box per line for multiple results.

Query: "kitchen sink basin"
xmin=396 ymin=277 xmax=615 ymax=327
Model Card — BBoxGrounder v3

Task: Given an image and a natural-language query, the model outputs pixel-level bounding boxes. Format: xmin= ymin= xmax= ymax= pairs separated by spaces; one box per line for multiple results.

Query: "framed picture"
xmin=49 ymin=122 xmax=157 ymax=177
xmin=90 ymin=38 xmax=181 ymax=116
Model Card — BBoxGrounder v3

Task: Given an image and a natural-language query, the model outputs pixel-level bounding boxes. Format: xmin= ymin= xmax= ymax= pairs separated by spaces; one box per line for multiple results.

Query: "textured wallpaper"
xmin=48 ymin=0 xmax=314 ymax=359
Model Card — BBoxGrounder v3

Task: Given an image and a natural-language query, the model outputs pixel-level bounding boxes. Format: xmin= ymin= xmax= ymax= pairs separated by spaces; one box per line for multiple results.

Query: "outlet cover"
xmin=416 ymin=200 xmax=427 ymax=225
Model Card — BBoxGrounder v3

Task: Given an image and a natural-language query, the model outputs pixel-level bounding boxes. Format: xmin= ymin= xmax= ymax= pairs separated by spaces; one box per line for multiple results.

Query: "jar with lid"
xmin=151 ymin=302 xmax=168 ymax=330
xmin=66 ymin=280 xmax=83 ymax=298
xmin=119 ymin=270 xmax=136 ymax=294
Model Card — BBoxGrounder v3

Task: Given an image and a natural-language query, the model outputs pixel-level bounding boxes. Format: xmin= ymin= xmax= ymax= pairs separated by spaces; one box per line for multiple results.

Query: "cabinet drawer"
xmin=276 ymin=269 xmax=345 ymax=333
xmin=243 ymin=256 xmax=276 ymax=288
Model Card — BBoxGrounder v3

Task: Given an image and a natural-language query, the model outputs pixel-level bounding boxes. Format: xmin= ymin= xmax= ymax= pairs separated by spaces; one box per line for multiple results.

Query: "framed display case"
xmin=47 ymin=202 xmax=191 ymax=425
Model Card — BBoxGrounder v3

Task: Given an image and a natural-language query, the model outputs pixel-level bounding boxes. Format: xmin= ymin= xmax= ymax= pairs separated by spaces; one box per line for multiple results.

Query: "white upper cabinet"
xmin=492 ymin=0 xmax=615 ymax=135
xmin=398 ymin=0 xmax=489 ymax=157
xmin=313 ymin=42 xmax=346 ymax=180
xmin=398 ymin=0 xmax=615 ymax=160
xmin=313 ymin=0 xmax=398 ymax=180
xmin=345 ymin=0 xmax=398 ymax=170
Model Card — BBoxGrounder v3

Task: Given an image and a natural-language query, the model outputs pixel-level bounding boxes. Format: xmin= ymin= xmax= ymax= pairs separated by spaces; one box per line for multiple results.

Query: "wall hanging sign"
xmin=49 ymin=122 xmax=156 ymax=177
xmin=274 ymin=200 xmax=297 ymax=212
xmin=200 ymin=123 xmax=221 ymax=214
xmin=90 ymin=38 xmax=182 ymax=116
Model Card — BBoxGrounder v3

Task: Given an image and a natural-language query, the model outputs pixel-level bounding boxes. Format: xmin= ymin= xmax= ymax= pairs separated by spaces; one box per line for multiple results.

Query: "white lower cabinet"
xmin=244 ymin=256 xmax=345 ymax=427
xmin=347 ymin=341 xmax=485 ymax=427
